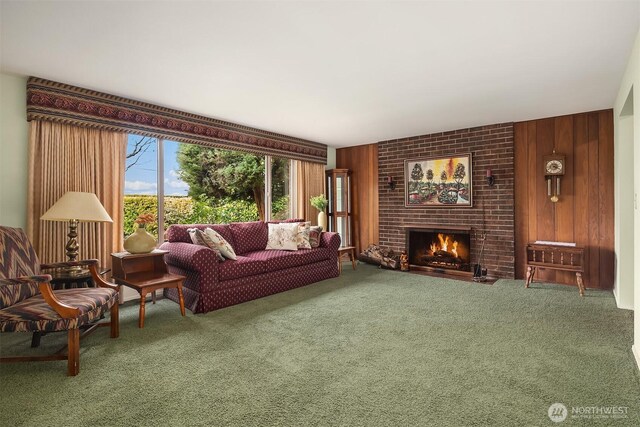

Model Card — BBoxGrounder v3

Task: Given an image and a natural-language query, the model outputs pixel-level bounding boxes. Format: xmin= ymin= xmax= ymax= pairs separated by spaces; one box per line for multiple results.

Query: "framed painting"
xmin=404 ymin=154 xmax=472 ymax=207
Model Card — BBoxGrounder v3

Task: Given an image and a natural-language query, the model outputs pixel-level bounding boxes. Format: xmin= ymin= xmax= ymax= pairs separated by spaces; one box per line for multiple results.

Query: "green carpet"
xmin=1 ymin=264 xmax=638 ymax=426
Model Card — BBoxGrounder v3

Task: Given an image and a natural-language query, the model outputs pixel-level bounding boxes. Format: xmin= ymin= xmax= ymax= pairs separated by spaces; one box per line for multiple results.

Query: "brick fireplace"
xmin=378 ymin=123 xmax=515 ymax=279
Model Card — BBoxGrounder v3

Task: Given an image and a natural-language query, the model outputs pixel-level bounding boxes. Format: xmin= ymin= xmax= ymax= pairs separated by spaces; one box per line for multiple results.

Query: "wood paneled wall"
xmin=514 ymin=110 xmax=614 ymax=289
xmin=336 ymin=144 xmax=379 ymax=254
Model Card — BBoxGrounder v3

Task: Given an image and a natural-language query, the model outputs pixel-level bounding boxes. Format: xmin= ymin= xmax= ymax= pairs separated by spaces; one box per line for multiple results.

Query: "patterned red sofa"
xmin=159 ymin=221 xmax=341 ymax=313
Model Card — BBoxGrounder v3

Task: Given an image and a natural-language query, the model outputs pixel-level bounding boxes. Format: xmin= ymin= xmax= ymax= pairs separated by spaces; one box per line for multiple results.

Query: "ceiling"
xmin=1 ymin=1 xmax=639 ymax=147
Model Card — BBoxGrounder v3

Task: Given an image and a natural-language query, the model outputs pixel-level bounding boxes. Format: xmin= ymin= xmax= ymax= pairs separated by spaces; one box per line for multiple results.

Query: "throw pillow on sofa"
xmin=296 ymin=221 xmax=312 ymax=249
xmin=309 ymin=226 xmax=323 ymax=248
xmin=188 ymin=228 xmax=224 ymax=260
xmin=266 ymin=223 xmax=299 ymax=251
xmin=229 ymin=221 xmax=268 ymax=254
xmin=204 ymin=228 xmax=237 ymax=260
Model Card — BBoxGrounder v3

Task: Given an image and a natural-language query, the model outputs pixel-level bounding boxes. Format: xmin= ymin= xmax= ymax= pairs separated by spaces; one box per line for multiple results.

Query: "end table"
xmin=111 ymin=250 xmax=186 ymax=328
xmin=338 ymin=246 xmax=357 ymax=274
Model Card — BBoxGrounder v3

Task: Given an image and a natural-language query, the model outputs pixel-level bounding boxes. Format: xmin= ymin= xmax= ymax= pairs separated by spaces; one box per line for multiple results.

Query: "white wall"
xmin=326 ymin=146 xmax=336 ymax=169
xmin=613 ymin=29 xmax=640 ymax=369
xmin=615 ymin=110 xmax=634 ymax=310
xmin=0 ymin=73 xmax=29 ymax=229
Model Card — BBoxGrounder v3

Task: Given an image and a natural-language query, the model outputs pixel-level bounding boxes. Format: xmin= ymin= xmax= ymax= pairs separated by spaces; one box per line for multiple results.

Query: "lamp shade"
xmin=41 ymin=192 xmax=113 ymax=222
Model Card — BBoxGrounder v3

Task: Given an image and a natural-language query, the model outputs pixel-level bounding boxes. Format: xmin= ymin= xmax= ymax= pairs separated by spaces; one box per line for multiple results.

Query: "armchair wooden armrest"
xmin=87 ymin=264 xmax=118 ymax=291
xmin=38 ymin=281 xmax=81 ymax=319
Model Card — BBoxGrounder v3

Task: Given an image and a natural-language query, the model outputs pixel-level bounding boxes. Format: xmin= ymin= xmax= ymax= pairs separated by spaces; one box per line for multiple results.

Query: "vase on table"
xmin=124 ymin=224 xmax=156 ymax=254
xmin=317 ymin=211 xmax=328 ymax=231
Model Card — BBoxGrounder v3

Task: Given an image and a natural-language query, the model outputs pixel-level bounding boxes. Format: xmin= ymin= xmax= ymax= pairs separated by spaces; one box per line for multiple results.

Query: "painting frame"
xmin=404 ymin=153 xmax=473 ymax=208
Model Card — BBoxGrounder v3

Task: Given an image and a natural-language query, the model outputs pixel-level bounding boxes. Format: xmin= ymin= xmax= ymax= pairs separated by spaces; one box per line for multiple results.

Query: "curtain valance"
xmin=26 ymin=77 xmax=327 ymax=164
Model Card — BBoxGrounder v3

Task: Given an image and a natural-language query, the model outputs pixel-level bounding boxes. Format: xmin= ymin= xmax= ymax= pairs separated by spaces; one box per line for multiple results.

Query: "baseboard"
xmin=633 ymin=345 xmax=640 ymax=371
xmin=613 ymin=290 xmax=634 ymax=310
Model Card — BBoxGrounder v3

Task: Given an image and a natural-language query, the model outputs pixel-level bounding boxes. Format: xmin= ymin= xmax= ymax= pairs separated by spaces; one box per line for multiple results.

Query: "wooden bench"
xmin=525 ymin=243 xmax=585 ymax=296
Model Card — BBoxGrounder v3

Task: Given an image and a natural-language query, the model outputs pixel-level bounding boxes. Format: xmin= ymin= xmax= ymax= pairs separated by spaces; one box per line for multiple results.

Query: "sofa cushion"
xmin=229 ymin=221 xmax=268 ymax=255
xmin=204 ymin=228 xmax=237 ymax=260
xmin=309 ymin=226 xmax=323 ymax=248
xmin=245 ymin=248 xmax=331 ymax=271
xmin=218 ymin=248 xmax=332 ymax=281
xmin=167 ymin=224 xmax=235 ymax=248
xmin=265 ymin=223 xmax=299 ymax=251
xmin=187 ymin=229 xmax=225 ymax=261
xmin=218 ymin=256 xmax=268 ymax=281
xmin=296 ymin=222 xmax=312 ymax=249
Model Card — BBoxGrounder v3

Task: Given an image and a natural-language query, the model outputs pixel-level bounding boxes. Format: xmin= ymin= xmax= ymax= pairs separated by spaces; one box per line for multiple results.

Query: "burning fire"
xmin=429 ymin=233 xmax=459 ymax=257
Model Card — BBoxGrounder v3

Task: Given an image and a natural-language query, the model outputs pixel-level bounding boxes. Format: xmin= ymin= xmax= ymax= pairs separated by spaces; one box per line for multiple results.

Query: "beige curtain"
xmin=296 ymin=161 xmax=326 ymax=225
xmin=27 ymin=121 xmax=127 ymax=268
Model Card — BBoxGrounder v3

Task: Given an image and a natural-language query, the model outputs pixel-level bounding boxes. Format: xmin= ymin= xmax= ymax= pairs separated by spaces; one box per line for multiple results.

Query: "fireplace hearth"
xmin=406 ymin=226 xmax=472 ymax=275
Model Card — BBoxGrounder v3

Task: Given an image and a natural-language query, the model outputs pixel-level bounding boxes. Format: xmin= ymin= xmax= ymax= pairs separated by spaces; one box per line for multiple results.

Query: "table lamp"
xmin=41 ymin=191 xmax=113 ymax=274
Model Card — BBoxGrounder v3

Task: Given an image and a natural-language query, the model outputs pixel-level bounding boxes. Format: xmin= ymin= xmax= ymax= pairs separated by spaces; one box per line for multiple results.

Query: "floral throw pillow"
xmin=296 ymin=221 xmax=312 ymax=249
xmin=204 ymin=228 xmax=237 ymax=260
xmin=309 ymin=226 xmax=323 ymax=248
xmin=188 ymin=228 xmax=224 ymax=261
xmin=266 ymin=223 xmax=299 ymax=251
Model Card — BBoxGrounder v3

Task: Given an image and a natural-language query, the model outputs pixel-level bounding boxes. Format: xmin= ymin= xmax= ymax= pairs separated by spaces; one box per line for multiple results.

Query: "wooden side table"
xmin=338 ymin=246 xmax=357 ymax=274
xmin=111 ymin=250 xmax=186 ymax=328
xmin=525 ymin=243 xmax=585 ymax=296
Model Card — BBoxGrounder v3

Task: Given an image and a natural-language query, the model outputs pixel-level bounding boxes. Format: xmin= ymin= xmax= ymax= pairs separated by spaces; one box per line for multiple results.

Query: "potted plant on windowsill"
xmin=310 ymin=194 xmax=329 ymax=231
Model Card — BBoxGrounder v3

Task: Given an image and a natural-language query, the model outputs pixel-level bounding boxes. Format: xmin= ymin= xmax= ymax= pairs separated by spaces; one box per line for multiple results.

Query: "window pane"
xmin=271 ymin=157 xmax=290 ymax=220
xmin=337 ymin=216 xmax=347 ymax=246
xmin=163 ymin=140 xmax=195 ymax=231
xmin=124 ymin=135 xmax=159 ymax=238
xmin=336 ymin=175 xmax=344 ymax=211
xmin=166 ymin=142 xmax=264 ymax=225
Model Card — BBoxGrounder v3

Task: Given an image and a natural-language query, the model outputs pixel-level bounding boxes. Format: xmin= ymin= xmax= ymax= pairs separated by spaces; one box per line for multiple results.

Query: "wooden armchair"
xmin=0 ymin=226 xmax=119 ymax=376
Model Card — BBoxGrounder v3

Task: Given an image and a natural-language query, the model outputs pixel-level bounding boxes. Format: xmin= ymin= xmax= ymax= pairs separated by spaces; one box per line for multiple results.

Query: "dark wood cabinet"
xmin=326 ymin=168 xmax=352 ymax=248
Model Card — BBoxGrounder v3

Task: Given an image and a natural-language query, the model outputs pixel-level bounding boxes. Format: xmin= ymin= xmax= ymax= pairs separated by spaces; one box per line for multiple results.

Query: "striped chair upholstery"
xmin=0 ymin=227 xmax=41 ymax=309
xmin=0 ymin=287 xmax=118 ymax=332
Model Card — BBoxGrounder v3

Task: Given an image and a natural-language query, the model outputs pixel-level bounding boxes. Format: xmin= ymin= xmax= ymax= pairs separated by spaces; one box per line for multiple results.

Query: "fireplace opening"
xmin=407 ymin=229 xmax=471 ymax=272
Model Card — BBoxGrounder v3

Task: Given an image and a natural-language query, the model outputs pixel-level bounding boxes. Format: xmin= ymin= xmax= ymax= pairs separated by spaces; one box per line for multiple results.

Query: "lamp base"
xmin=65 ymin=219 xmax=80 ymax=262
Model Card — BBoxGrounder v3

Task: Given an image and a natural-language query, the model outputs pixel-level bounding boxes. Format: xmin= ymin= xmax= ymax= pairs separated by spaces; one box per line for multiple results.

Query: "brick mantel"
xmin=400 ymin=225 xmax=472 ymax=231
xmin=378 ymin=123 xmax=515 ymax=278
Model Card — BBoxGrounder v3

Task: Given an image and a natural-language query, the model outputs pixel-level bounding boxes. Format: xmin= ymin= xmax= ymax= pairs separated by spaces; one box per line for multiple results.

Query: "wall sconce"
xmin=486 ymin=169 xmax=495 ymax=187
xmin=386 ymin=176 xmax=396 ymax=190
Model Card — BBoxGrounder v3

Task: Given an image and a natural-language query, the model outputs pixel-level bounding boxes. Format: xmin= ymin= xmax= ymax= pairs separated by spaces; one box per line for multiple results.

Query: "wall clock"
xmin=543 ymin=154 xmax=566 ymax=176
xmin=543 ymin=152 xmax=565 ymax=203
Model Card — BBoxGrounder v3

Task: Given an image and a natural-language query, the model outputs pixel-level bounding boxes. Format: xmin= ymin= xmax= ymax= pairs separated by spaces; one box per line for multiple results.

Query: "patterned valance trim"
xmin=26 ymin=77 xmax=327 ymax=163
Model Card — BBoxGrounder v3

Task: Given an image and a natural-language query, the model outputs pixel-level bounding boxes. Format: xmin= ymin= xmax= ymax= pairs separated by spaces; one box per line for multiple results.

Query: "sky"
xmin=125 ymin=135 xmax=190 ymax=196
